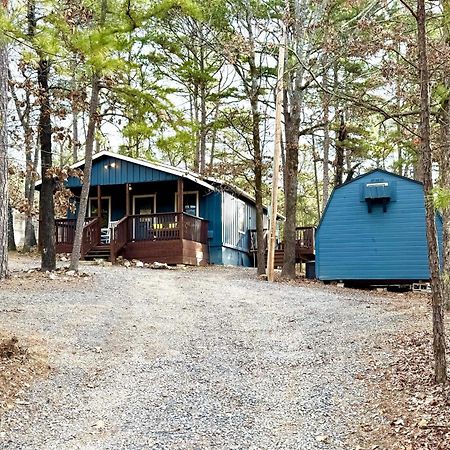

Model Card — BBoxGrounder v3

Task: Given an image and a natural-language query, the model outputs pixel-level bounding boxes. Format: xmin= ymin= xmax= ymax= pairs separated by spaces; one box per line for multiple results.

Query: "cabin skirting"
xmin=120 ymin=239 xmax=209 ymax=266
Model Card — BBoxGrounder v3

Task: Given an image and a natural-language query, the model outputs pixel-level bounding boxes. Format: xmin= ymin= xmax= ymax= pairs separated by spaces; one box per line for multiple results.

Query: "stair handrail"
xmin=81 ymin=217 xmax=102 ymax=258
xmin=110 ymin=215 xmax=129 ymax=263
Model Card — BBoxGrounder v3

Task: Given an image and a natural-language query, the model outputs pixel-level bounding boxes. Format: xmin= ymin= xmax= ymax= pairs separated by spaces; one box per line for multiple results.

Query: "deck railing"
xmin=110 ymin=212 xmax=208 ymax=262
xmin=80 ymin=217 xmax=101 ymax=257
xmin=56 ymin=213 xmax=208 ymax=261
xmin=294 ymin=227 xmax=315 ymax=253
xmin=249 ymin=226 xmax=315 ymax=253
xmin=55 ymin=217 xmax=98 ymax=252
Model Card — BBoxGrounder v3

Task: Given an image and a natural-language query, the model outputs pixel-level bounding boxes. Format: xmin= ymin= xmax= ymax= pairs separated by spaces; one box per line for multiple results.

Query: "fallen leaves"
xmin=0 ymin=334 xmax=49 ymax=416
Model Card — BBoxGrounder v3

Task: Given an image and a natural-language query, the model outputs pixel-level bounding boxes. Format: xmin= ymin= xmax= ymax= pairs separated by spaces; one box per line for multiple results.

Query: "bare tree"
xmin=0 ymin=0 xmax=9 ymax=278
xmin=411 ymin=0 xmax=447 ymax=383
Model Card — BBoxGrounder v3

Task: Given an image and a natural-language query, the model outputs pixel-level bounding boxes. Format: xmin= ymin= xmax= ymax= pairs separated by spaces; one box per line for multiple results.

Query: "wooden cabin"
xmin=315 ymin=169 xmax=443 ymax=282
xmin=46 ymin=151 xmax=282 ymax=267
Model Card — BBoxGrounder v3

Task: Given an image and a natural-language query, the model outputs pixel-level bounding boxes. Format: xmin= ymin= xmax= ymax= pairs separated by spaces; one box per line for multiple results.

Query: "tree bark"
xmin=281 ymin=1 xmax=305 ymax=280
xmin=282 ymin=101 xmax=300 ymax=279
xmin=334 ymin=111 xmax=346 ymax=187
xmin=0 ymin=21 xmax=8 ymax=278
xmin=439 ymin=0 xmax=450 ymax=312
xmin=38 ymin=57 xmax=56 ymax=271
xmin=7 ymin=204 xmax=15 ymax=252
xmin=416 ymin=0 xmax=447 ymax=383
xmin=322 ymin=69 xmax=331 ymax=210
xmin=70 ymin=0 xmax=106 ymax=271
xmin=69 ymin=78 xmax=101 ymax=271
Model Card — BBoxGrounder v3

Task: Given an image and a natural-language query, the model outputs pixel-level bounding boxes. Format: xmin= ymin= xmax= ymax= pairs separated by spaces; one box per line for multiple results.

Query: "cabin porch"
xmin=54 ymin=178 xmax=209 ymax=266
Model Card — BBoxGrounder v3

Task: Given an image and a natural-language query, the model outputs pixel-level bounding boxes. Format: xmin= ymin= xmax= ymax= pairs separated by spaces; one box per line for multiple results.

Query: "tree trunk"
xmin=0 ymin=25 xmax=8 ymax=278
xmin=439 ymin=0 xmax=450 ymax=312
xmin=282 ymin=109 xmax=300 ymax=279
xmin=69 ymin=75 xmax=101 ymax=271
xmin=251 ymin=97 xmax=265 ymax=276
xmin=73 ymin=109 xmax=79 ymax=162
xmin=281 ymin=2 xmax=304 ymax=280
xmin=322 ymin=70 xmax=331 ymax=210
xmin=8 ymin=204 xmax=16 ymax=252
xmin=334 ymin=111 xmax=346 ymax=187
xmin=416 ymin=0 xmax=447 ymax=383
xmin=38 ymin=57 xmax=56 ymax=271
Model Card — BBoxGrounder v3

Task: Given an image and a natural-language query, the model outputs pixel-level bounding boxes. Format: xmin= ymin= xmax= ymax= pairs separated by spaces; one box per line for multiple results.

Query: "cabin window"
xmin=238 ymin=200 xmax=245 ymax=233
xmin=174 ymin=191 xmax=199 ymax=216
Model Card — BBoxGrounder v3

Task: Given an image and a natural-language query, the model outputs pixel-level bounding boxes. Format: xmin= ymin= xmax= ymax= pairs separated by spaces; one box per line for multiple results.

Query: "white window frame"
xmin=88 ymin=196 xmax=112 ymax=226
xmin=237 ymin=199 xmax=246 ymax=234
xmin=132 ymin=194 xmax=157 ymax=215
xmin=174 ymin=191 xmax=199 ymax=216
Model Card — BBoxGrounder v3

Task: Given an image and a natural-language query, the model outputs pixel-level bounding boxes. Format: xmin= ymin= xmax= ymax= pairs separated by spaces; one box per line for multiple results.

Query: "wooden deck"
xmin=250 ymin=227 xmax=315 ymax=268
xmin=55 ymin=212 xmax=209 ymax=266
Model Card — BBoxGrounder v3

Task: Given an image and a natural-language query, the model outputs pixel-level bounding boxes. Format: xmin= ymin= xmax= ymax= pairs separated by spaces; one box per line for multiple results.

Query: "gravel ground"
xmin=0 ymin=257 xmax=408 ymax=450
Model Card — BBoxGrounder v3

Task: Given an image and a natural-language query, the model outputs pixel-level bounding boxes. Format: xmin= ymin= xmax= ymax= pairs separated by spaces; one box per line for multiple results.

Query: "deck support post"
xmin=125 ymin=183 xmax=130 ymax=216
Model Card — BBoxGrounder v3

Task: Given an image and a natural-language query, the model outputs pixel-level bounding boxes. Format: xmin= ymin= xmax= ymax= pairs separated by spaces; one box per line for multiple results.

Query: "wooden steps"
xmin=84 ymin=245 xmax=111 ymax=261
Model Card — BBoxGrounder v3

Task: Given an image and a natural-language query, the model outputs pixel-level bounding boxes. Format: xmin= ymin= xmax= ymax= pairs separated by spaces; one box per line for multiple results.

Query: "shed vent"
xmin=364 ymin=180 xmax=391 ymax=213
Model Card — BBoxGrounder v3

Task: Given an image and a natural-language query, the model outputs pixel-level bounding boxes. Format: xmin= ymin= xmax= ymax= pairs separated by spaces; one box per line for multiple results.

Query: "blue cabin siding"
xmin=220 ymin=192 xmax=256 ymax=267
xmin=316 ymin=170 xmax=443 ymax=281
xmin=199 ymin=191 xmax=223 ymax=265
xmin=67 ymin=156 xmax=177 ymax=188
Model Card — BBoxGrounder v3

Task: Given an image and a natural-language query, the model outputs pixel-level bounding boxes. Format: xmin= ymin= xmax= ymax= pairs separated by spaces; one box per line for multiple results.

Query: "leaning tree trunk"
xmin=69 ymin=74 xmax=101 ymax=272
xmin=416 ymin=0 xmax=447 ymax=383
xmin=0 ymin=20 xmax=8 ymax=279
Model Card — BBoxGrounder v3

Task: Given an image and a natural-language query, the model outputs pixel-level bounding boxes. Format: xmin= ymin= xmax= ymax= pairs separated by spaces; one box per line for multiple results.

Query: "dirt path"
xmin=0 ymin=257 xmax=411 ymax=449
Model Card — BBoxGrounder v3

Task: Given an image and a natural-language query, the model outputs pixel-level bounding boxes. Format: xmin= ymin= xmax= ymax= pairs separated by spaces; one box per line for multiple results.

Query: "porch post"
xmin=96 ymin=185 xmax=101 ymax=218
xmin=125 ymin=183 xmax=130 ymax=216
xmin=177 ymin=178 xmax=184 ymax=213
xmin=177 ymin=178 xmax=184 ymax=239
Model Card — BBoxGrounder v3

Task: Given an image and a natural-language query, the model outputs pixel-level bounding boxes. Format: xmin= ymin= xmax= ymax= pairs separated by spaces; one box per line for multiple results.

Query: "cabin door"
xmin=132 ymin=195 xmax=156 ymax=240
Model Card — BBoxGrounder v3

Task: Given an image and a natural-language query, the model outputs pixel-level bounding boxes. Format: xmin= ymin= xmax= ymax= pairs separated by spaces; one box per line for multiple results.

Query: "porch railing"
xmin=55 ymin=217 xmax=99 ymax=252
xmin=249 ymin=226 xmax=315 ymax=254
xmin=110 ymin=212 xmax=209 ymax=262
xmin=80 ymin=217 xmax=101 ymax=257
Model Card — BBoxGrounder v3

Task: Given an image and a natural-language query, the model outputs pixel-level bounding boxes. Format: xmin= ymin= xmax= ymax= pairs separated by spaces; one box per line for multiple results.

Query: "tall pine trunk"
xmin=7 ymin=204 xmax=15 ymax=252
xmin=439 ymin=0 xmax=450 ymax=312
xmin=281 ymin=1 xmax=304 ymax=279
xmin=0 ymin=13 xmax=8 ymax=278
xmin=251 ymin=96 xmax=265 ymax=276
xmin=334 ymin=111 xmax=346 ymax=187
xmin=38 ymin=57 xmax=56 ymax=271
xmin=416 ymin=0 xmax=447 ymax=383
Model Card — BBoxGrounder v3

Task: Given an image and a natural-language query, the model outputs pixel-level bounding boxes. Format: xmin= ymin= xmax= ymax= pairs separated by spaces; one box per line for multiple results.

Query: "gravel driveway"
xmin=0 ymin=259 xmax=405 ymax=450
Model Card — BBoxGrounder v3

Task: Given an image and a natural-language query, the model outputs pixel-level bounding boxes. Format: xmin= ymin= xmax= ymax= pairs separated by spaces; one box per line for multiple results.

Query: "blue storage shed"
xmin=315 ymin=169 xmax=443 ymax=282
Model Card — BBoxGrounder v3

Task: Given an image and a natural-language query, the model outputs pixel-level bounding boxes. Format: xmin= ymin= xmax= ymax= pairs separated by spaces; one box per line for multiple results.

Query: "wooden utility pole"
xmin=267 ymin=36 xmax=286 ymax=282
